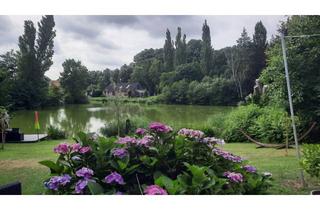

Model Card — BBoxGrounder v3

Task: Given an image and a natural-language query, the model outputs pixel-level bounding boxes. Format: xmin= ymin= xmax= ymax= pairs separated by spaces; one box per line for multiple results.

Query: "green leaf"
xmin=155 ymin=175 xmax=176 ymax=194
xmin=140 ymin=155 xmax=158 ymax=167
xmin=87 ymin=181 xmax=104 ymax=195
xmin=39 ymin=160 xmax=63 ymax=174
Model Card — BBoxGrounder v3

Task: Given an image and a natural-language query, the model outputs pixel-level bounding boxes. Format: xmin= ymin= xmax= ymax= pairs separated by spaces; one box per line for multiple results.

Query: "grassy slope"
xmin=0 ymin=141 xmax=319 ymax=195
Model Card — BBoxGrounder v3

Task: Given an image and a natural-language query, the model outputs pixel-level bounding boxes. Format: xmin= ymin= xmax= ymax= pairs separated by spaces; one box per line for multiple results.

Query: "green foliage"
xmin=301 ymin=144 xmax=320 ymax=178
xmin=45 ymin=85 xmax=64 ymax=106
xmin=163 ymin=29 xmax=175 ymax=72
xmin=41 ymin=123 xmax=271 ymax=195
xmin=260 ymin=16 xmax=320 ymax=124
xmin=214 ymin=104 xmax=301 ymax=143
xmin=12 ymin=16 xmax=56 ymax=109
xmin=47 ymin=125 xmax=66 ymax=140
xmin=60 ymin=59 xmax=89 ymax=104
xmin=200 ymin=20 xmax=213 ymax=76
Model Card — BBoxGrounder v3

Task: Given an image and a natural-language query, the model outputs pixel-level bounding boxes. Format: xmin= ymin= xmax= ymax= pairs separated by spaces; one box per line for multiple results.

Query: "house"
xmin=104 ymin=82 xmax=147 ymax=97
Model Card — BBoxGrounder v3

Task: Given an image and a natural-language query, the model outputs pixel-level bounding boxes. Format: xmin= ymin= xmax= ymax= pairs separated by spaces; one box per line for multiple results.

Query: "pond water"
xmin=10 ymin=103 xmax=233 ymax=135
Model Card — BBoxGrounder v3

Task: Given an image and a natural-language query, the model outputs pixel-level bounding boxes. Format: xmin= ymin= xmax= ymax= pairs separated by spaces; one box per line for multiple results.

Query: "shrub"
xmin=47 ymin=125 xmax=66 ymax=140
xmin=40 ymin=122 xmax=272 ymax=195
xmin=212 ymin=104 xmax=301 ymax=143
xmin=301 ymin=144 xmax=320 ymax=178
xmin=222 ymin=104 xmax=263 ymax=142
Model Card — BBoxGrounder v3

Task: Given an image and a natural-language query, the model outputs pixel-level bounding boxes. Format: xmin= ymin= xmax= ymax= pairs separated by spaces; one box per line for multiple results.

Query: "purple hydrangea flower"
xmin=149 ymin=122 xmax=173 ymax=133
xmin=111 ymin=148 xmax=128 ymax=159
xmin=117 ymin=136 xmax=137 ymax=145
xmin=104 ymin=172 xmax=125 ymax=185
xmin=224 ymin=171 xmax=243 ymax=183
xmin=53 ymin=143 xmax=69 ymax=154
xmin=135 ymin=128 xmax=147 ymax=135
xmin=75 ymin=179 xmax=88 ymax=194
xmin=79 ymin=146 xmax=91 ymax=154
xmin=213 ymin=148 xmax=243 ymax=163
xmin=144 ymin=185 xmax=168 ymax=195
xmin=243 ymin=165 xmax=257 ymax=173
xmin=76 ymin=167 xmax=94 ymax=179
xmin=178 ymin=128 xmax=204 ymax=139
xmin=201 ymin=137 xmax=225 ymax=145
xmin=136 ymin=135 xmax=153 ymax=147
xmin=45 ymin=174 xmax=71 ymax=190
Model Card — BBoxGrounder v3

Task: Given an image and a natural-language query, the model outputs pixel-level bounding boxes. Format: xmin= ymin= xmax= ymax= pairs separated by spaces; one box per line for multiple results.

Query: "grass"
xmin=0 ymin=141 xmax=319 ymax=195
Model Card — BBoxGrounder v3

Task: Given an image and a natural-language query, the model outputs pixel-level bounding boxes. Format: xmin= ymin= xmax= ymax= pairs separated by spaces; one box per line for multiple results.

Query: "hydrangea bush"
xmin=40 ymin=122 xmax=272 ymax=195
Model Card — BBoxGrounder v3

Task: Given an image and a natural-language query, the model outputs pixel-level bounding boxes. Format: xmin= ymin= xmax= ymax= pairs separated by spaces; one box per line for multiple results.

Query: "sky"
xmin=0 ymin=15 xmax=286 ymax=80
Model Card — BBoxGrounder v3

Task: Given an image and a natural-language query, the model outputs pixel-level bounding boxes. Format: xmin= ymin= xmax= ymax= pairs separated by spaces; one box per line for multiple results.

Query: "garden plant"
xmin=40 ymin=122 xmax=272 ymax=195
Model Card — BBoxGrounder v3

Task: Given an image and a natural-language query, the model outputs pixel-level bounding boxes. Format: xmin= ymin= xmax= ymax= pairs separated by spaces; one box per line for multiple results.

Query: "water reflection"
xmin=10 ymin=103 xmax=232 ymax=135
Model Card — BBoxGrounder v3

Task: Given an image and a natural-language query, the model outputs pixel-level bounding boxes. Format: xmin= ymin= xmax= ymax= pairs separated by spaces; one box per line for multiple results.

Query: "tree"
xmin=252 ymin=21 xmax=267 ymax=86
xmin=99 ymin=68 xmax=112 ymax=90
xmin=112 ymin=69 xmax=120 ymax=84
xmin=36 ymin=15 xmax=56 ymax=74
xmin=60 ymin=59 xmax=89 ymax=104
xmin=12 ymin=16 xmax=56 ymax=109
xmin=0 ymin=50 xmax=18 ymax=107
xmin=119 ymin=64 xmax=133 ymax=83
xmin=259 ymin=15 xmax=320 ymax=125
xmin=163 ymin=29 xmax=174 ymax=72
xmin=200 ymin=20 xmax=213 ymax=76
xmin=186 ymin=39 xmax=202 ymax=63
xmin=175 ymin=27 xmax=187 ymax=66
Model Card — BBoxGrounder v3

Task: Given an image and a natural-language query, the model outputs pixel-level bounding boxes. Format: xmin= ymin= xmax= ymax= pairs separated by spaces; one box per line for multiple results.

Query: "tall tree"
xmin=60 ymin=59 xmax=89 ymax=104
xmin=119 ymin=64 xmax=133 ymax=83
xmin=13 ymin=16 xmax=56 ymax=108
xmin=163 ymin=29 xmax=174 ymax=72
xmin=200 ymin=20 xmax=213 ymax=76
xmin=175 ymin=27 xmax=187 ymax=66
xmin=252 ymin=21 xmax=267 ymax=79
xmin=36 ymin=15 xmax=56 ymax=73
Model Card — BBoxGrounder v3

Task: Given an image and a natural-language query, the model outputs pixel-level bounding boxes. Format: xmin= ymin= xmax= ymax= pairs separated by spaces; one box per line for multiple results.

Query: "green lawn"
xmin=0 ymin=141 xmax=319 ymax=194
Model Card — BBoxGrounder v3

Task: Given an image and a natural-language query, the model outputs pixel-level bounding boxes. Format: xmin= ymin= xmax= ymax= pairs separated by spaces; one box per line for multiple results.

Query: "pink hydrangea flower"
xmin=79 ymin=146 xmax=91 ymax=154
xmin=144 ymin=185 xmax=168 ymax=195
xmin=53 ymin=143 xmax=70 ymax=154
xmin=213 ymin=148 xmax=243 ymax=163
xmin=117 ymin=136 xmax=137 ymax=145
xmin=136 ymin=135 xmax=154 ymax=147
xmin=224 ymin=171 xmax=243 ymax=183
xmin=135 ymin=128 xmax=147 ymax=135
xmin=178 ymin=128 xmax=204 ymax=139
xmin=149 ymin=122 xmax=173 ymax=133
xmin=71 ymin=143 xmax=81 ymax=152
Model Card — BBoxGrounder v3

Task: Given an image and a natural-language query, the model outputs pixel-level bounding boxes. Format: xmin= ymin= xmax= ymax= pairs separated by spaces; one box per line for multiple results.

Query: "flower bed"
xmin=40 ymin=122 xmax=272 ymax=195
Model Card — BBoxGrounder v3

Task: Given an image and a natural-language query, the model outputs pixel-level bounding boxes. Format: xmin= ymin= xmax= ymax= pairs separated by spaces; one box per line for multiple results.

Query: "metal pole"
xmin=280 ymin=33 xmax=306 ymax=186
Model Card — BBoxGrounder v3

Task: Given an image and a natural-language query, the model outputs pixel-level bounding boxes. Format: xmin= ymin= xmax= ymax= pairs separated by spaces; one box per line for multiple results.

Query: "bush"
xmin=40 ymin=122 xmax=272 ymax=195
xmin=210 ymin=104 xmax=301 ymax=143
xmin=301 ymin=144 xmax=320 ymax=178
xmin=47 ymin=125 xmax=66 ymax=140
xmin=222 ymin=104 xmax=263 ymax=142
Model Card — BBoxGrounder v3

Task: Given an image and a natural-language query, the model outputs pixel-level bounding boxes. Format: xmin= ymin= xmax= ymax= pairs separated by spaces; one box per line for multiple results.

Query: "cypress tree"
xmin=163 ymin=29 xmax=174 ymax=72
xmin=200 ymin=20 xmax=213 ymax=76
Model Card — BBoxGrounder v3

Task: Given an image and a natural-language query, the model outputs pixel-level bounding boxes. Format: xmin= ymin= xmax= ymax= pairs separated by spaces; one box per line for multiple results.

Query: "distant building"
xmin=104 ymin=82 xmax=148 ymax=97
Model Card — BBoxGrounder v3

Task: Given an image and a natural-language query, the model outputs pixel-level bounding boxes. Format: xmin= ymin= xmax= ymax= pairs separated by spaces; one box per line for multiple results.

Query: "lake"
xmin=10 ymin=103 xmax=233 ymax=135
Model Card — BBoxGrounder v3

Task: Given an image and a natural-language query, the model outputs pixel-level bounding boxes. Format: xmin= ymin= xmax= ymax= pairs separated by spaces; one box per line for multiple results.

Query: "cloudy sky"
xmin=0 ymin=15 xmax=286 ymax=79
